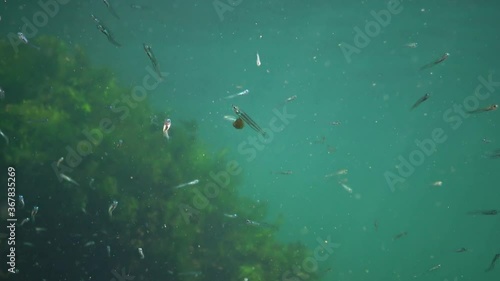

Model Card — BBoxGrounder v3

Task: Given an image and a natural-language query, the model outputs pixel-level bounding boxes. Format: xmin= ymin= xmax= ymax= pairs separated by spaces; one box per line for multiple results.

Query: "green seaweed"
xmin=0 ymin=36 xmax=320 ymax=281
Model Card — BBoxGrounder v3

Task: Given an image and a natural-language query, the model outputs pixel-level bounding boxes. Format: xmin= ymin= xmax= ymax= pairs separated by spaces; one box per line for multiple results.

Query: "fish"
xmin=19 ymin=218 xmax=30 ymax=226
xmin=427 ymin=264 xmax=441 ymax=273
xmin=18 ymin=195 xmax=25 ymax=209
xmin=336 ymin=169 xmax=348 ymax=175
xmin=102 ymin=0 xmax=120 ymax=19
xmin=256 ymin=52 xmax=261 ymax=66
xmin=163 ymin=119 xmax=171 ymax=139
xmin=420 ymin=53 xmax=449 ymax=70
xmin=404 ymin=42 xmax=418 ymax=48
xmin=138 ymin=247 xmax=145 ymax=259
xmin=489 ymin=149 xmax=500 ymax=159
xmin=485 ymin=253 xmax=500 ymax=272
xmin=90 ymin=14 xmax=100 ymax=24
xmin=31 ymin=206 xmax=39 ymax=222
xmin=56 ymin=157 xmax=64 ymax=167
xmin=174 ymin=179 xmax=200 ymax=189
xmin=224 ymin=213 xmax=238 ymax=218
xmin=106 ymin=245 xmax=111 ymax=257
xmin=224 ymin=89 xmax=249 ymax=99
xmin=143 ymin=43 xmax=163 ymax=78
xmin=0 ymin=87 xmax=5 ymax=100
xmin=245 ymin=219 xmax=277 ymax=230
xmin=467 ymin=104 xmax=498 ymax=114
xmin=0 ymin=129 xmax=9 ymax=145
xmin=339 ymin=182 xmax=353 ymax=194
xmin=431 ymin=181 xmax=443 ymax=187
xmin=273 ymin=170 xmax=293 ymax=175
xmin=285 ymin=95 xmax=297 ymax=103
xmin=414 ymin=263 xmax=441 ymax=278
xmin=411 ymin=93 xmax=430 ymax=110
xmin=59 ymin=173 xmax=80 ymax=186
xmin=108 ymin=200 xmax=118 ymax=218
xmin=17 ymin=32 xmax=28 ymax=43
xmin=393 ymin=231 xmax=408 ymax=240
xmin=232 ymin=105 xmax=267 ymax=137
xmin=454 ymin=247 xmax=467 ymax=253
xmin=17 ymin=32 xmax=41 ymax=50
xmin=35 ymin=227 xmax=47 ymax=233
xmin=97 ymin=24 xmax=122 ymax=47
xmin=467 ymin=209 xmax=498 ymax=215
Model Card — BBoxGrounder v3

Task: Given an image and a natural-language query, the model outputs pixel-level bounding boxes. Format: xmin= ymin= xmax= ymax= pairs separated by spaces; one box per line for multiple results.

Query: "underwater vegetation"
xmin=0 ymin=37 xmax=319 ymax=281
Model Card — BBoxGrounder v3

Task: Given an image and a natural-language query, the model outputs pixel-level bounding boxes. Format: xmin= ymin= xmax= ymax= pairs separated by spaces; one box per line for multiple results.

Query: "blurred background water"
xmin=1 ymin=0 xmax=499 ymax=280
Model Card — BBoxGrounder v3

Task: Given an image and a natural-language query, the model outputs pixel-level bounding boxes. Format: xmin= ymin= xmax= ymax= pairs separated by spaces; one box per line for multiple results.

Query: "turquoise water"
xmin=1 ymin=0 xmax=500 ymax=280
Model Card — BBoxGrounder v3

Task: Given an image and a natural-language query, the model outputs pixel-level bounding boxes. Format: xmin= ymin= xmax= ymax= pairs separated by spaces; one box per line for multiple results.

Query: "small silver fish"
xmin=339 ymin=182 xmax=353 ymax=194
xmin=17 ymin=32 xmax=41 ymax=50
xmin=108 ymin=200 xmax=118 ymax=218
xmin=285 ymin=95 xmax=297 ymax=103
xmin=138 ymin=247 xmax=145 ymax=259
xmin=19 ymin=218 xmax=30 ymax=226
xmin=427 ymin=264 xmax=441 ymax=272
xmin=18 ymin=195 xmax=25 ymax=209
xmin=0 ymin=129 xmax=9 ymax=145
xmin=163 ymin=119 xmax=171 ymax=139
xmin=35 ymin=227 xmax=47 ymax=233
xmin=103 ymin=0 xmax=120 ymax=19
xmin=56 ymin=157 xmax=64 ymax=168
xmin=224 ymin=89 xmax=250 ymax=99
xmin=59 ymin=173 xmax=79 ymax=186
xmin=31 ymin=206 xmax=39 ymax=222
xmin=404 ymin=42 xmax=418 ymax=48
xmin=174 ymin=179 xmax=200 ymax=189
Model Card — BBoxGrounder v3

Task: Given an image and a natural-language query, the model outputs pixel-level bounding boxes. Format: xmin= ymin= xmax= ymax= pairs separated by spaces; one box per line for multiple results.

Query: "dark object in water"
xmin=467 ymin=104 xmax=498 ymax=114
xmin=411 ymin=93 xmax=430 ymax=110
xmin=393 ymin=231 xmax=408 ymax=240
xmin=233 ymin=118 xmax=244 ymax=129
xmin=232 ymin=105 xmax=266 ymax=136
xmin=467 ymin=210 xmax=498 ymax=216
xmin=420 ymin=53 xmax=449 ymax=70
xmin=488 ymin=149 xmax=500 ymax=159
xmin=485 ymin=253 xmax=500 ymax=272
